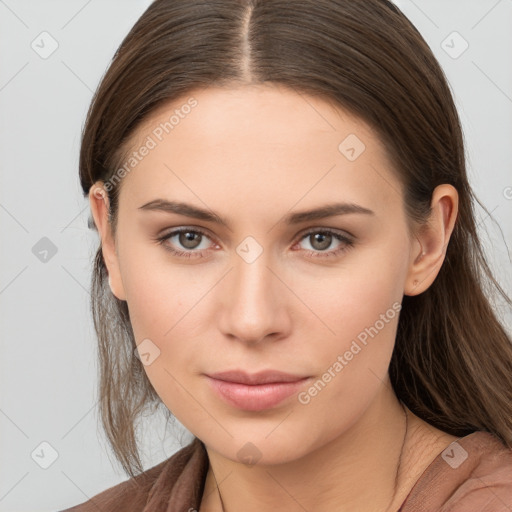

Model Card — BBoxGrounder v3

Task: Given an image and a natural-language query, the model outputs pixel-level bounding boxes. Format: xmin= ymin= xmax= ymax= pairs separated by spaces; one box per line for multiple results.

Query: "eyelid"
xmin=294 ymin=225 xmax=354 ymax=241
xmin=158 ymin=225 xmax=218 ymax=240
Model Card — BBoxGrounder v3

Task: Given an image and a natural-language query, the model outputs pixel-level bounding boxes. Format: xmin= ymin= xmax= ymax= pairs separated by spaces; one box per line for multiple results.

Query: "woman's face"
xmin=98 ymin=84 xmax=422 ymax=464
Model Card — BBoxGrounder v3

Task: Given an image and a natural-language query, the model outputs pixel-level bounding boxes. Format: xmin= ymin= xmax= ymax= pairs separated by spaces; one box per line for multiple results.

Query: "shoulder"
xmin=58 ymin=437 xmax=208 ymax=512
xmin=400 ymin=431 xmax=512 ymax=512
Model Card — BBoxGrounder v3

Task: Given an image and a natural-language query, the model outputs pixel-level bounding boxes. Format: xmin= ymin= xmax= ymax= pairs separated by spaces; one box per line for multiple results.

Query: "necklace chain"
xmin=212 ymin=401 xmax=409 ymax=512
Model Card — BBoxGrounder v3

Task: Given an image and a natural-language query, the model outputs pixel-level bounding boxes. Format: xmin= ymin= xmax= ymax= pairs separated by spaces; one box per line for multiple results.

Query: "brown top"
xmin=60 ymin=431 xmax=512 ymax=512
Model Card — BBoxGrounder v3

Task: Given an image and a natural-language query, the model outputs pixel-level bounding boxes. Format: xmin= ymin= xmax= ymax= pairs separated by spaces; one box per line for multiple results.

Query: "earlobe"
xmin=88 ymin=182 xmax=127 ymax=301
xmin=404 ymin=184 xmax=459 ymax=296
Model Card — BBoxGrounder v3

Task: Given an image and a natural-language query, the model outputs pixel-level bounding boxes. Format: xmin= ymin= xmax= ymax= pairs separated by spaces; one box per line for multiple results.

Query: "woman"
xmin=61 ymin=0 xmax=512 ymax=510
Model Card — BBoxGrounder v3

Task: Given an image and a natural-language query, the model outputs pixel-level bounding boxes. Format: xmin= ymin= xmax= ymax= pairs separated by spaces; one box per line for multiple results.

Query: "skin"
xmin=89 ymin=83 xmax=459 ymax=512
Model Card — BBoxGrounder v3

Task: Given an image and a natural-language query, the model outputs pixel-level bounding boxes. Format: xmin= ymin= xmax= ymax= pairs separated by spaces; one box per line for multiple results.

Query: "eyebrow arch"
xmin=138 ymin=199 xmax=375 ymax=229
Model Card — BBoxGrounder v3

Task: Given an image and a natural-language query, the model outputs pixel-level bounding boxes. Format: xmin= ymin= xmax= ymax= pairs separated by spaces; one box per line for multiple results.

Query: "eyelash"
xmin=155 ymin=227 xmax=354 ymax=260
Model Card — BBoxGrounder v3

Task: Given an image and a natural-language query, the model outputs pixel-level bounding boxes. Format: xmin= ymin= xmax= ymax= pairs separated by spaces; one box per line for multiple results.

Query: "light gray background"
xmin=0 ymin=1 xmax=511 ymax=511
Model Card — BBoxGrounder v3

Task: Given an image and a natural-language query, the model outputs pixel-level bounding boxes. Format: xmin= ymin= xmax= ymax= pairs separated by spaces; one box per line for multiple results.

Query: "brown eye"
xmin=308 ymin=232 xmax=333 ymax=251
xmin=178 ymin=231 xmax=203 ymax=249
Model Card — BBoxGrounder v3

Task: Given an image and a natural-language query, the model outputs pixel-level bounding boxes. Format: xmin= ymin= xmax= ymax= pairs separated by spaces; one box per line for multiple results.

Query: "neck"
xmin=201 ymin=382 xmax=416 ymax=512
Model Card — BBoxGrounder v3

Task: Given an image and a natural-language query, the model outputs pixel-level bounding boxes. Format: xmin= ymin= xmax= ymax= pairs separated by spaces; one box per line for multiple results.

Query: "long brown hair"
xmin=79 ymin=0 xmax=512 ymax=478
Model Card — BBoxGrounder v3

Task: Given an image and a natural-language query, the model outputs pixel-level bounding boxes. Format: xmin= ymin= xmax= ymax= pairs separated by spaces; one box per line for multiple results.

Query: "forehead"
xmin=115 ymin=84 xmax=404 ymax=222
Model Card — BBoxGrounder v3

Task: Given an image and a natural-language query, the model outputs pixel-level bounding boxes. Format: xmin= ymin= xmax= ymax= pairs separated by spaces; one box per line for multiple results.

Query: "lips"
xmin=205 ymin=369 xmax=311 ymax=411
xmin=207 ymin=369 xmax=308 ymax=385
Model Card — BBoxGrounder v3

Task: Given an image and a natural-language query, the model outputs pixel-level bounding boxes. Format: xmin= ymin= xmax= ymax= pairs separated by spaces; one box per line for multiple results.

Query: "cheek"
xmin=117 ymin=240 xmax=215 ymax=400
xmin=310 ymin=235 xmax=407 ymax=338
xmin=298 ymin=235 xmax=408 ymax=394
xmin=117 ymin=236 xmax=201 ymax=338
xmin=119 ymin=250 xmax=207 ymax=422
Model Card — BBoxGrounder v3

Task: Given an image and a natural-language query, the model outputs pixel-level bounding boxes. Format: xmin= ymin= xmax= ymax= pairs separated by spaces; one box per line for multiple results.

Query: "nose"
xmin=217 ymin=250 xmax=291 ymax=345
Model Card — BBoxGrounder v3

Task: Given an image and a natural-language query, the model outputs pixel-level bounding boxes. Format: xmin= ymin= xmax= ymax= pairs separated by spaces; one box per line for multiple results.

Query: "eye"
xmin=155 ymin=227 xmax=216 ymax=259
xmin=293 ymin=228 xmax=354 ymax=258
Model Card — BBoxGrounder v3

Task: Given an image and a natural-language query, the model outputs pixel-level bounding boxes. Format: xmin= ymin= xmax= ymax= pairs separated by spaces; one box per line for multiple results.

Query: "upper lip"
xmin=206 ymin=370 xmax=309 ymax=385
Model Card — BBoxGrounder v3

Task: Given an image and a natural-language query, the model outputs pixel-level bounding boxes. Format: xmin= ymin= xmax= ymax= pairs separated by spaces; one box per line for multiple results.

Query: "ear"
xmin=404 ymin=184 xmax=459 ymax=296
xmin=89 ymin=182 xmax=127 ymax=300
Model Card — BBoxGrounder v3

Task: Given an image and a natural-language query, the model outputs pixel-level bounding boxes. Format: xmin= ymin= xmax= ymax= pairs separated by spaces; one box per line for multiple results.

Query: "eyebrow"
xmin=138 ymin=199 xmax=375 ymax=228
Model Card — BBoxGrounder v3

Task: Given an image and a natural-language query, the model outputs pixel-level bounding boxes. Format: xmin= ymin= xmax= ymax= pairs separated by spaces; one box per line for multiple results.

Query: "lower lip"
xmin=206 ymin=376 xmax=309 ymax=411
